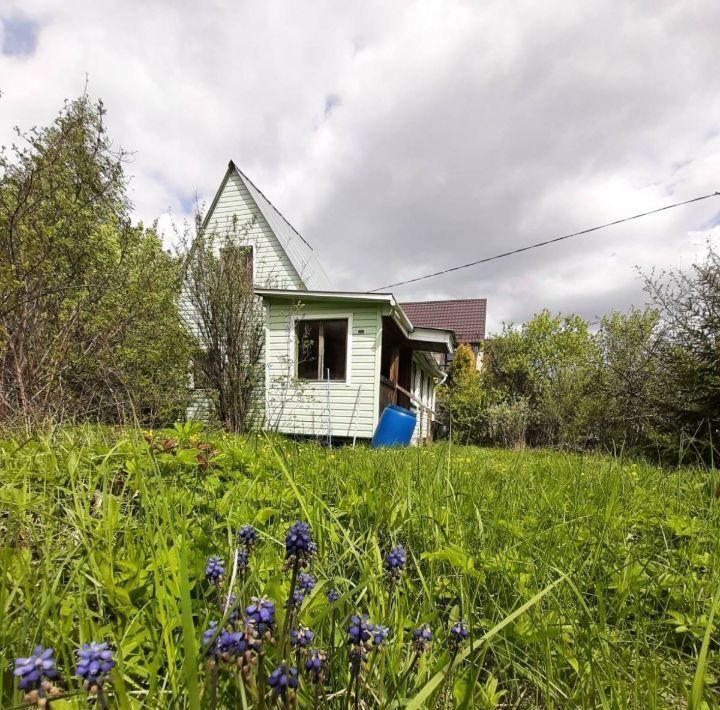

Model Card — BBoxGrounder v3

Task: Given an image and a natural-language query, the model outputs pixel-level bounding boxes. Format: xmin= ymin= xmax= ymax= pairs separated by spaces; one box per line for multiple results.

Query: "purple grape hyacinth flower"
xmin=326 ymin=588 xmax=340 ymax=603
xmin=205 ymin=555 xmax=225 ymax=585
xmin=203 ymin=621 xmax=220 ymax=656
xmin=412 ymin=624 xmax=433 ymax=653
xmin=236 ymin=546 xmax=250 ymax=572
xmin=290 ymin=626 xmax=315 ymax=650
xmin=347 ymin=614 xmax=372 ymax=647
xmin=268 ymin=663 xmax=299 ymax=699
xmin=450 ymin=621 xmax=468 ymax=651
xmin=284 ymin=521 xmax=316 ymax=568
xmin=369 ymin=623 xmax=389 ymax=649
xmin=245 ymin=596 xmax=276 ymax=636
xmin=292 ymin=588 xmax=306 ymax=608
xmin=237 ymin=525 xmax=257 ymax=548
xmin=385 ymin=544 xmax=407 ymax=583
xmin=348 ymin=614 xmax=372 ymax=668
xmin=218 ymin=629 xmax=254 ymax=656
xmin=292 ymin=572 xmax=316 ymax=607
xmin=75 ymin=642 xmax=115 ymax=689
xmin=224 ymin=594 xmax=240 ymax=624
xmin=298 ymin=572 xmax=316 ymax=593
xmin=13 ymin=646 xmax=57 ymax=690
xmin=304 ymin=649 xmax=327 ymax=684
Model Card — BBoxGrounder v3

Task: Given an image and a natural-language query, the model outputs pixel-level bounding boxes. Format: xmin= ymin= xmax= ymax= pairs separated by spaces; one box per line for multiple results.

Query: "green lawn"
xmin=1 ymin=425 xmax=718 ymax=708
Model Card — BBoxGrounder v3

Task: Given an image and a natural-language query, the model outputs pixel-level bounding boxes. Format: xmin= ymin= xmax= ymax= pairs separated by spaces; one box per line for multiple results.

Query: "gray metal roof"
xmin=230 ymin=162 xmax=334 ymax=291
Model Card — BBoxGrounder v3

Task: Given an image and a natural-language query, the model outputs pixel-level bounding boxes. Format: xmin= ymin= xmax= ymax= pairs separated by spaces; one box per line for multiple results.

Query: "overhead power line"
xmin=370 ymin=191 xmax=720 ymax=292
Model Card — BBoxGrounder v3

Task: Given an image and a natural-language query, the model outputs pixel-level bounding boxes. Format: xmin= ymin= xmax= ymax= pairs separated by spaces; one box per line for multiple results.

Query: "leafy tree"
xmin=437 ymin=343 xmax=484 ymax=443
xmin=483 ymin=311 xmax=597 ymax=447
xmin=591 ymin=307 xmax=665 ymax=453
xmin=180 ymin=216 xmax=265 ymax=433
xmin=644 ymin=244 xmax=720 ymax=463
xmin=0 ymin=95 xmax=189 ymax=426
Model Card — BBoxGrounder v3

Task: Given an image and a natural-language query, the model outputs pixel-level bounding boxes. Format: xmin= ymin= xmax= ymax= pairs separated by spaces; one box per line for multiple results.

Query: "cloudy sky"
xmin=2 ymin=0 xmax=719 ymax=331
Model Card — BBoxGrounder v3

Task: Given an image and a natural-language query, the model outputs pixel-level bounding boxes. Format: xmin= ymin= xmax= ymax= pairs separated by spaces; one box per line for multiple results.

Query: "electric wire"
xmin=370 ymin=191 xmax=720 ymax=292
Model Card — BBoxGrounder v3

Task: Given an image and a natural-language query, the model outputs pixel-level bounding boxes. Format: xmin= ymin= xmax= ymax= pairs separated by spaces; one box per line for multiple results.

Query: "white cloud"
xmin=1 ymin=0 xmax=719 ymax=333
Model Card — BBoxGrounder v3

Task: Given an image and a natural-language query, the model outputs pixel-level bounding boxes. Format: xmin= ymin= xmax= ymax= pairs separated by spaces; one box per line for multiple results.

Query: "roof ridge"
xmin=229 ymin=160 xmax=314 ymax=251
xmin=400 ymin=298 xmax=487 ymax=304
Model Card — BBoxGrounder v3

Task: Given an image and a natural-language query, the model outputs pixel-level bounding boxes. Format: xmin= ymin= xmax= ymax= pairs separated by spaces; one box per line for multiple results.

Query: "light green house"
xmin=187 ymin=162 xmax=454 ymax=442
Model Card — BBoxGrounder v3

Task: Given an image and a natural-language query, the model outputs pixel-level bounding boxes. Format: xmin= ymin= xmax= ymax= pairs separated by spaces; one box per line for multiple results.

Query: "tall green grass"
xmin=1 ymin=425 xmax=718 ymax=707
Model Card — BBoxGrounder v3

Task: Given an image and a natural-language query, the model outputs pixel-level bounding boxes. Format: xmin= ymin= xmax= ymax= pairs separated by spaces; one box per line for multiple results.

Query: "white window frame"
xmin=290 ymin=311 xmax=353 ymax=385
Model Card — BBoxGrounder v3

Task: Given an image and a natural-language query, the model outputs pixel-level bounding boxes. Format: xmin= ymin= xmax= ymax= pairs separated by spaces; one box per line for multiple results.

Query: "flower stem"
xmin=390 ymin=651 xmax=419 ymax=705
xmin=257 ymin=654 xmax=267 ymax=710
xmin=280 ymin=561 xmax=299 ymax=659
xmin=97 ymin=686 xmax=110 ymax=710
xmin=432 ymin=650 xmax=458 ymax=709
xmin=313 ymin=682 xmax=320 ymax=708
xmin=209 ymin=662 xmax=218 ymax=710
xmin=328 ymin=607 xmax=337 ymax=671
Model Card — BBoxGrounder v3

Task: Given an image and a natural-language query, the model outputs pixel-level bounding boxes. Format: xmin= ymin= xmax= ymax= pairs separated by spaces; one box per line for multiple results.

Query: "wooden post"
xmin=389 ymin=347 xmax=399 ymax=405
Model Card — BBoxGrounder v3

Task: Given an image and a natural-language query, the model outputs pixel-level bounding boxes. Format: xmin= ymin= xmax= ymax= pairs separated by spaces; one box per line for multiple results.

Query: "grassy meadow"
xmin=1 ymin=425 xmax=719 ymax=708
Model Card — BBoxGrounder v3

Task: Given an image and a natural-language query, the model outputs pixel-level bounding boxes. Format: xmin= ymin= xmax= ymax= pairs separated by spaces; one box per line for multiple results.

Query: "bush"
xmin=0 ymin=96 xmax=190 ymax=427
xmin=437 ymin=344 xmax=484 ymax=443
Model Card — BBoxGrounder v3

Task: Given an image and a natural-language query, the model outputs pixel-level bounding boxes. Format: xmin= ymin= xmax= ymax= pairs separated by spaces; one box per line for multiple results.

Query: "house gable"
xmin=202 ymin=162 xmax=333 ymax=291
xmin=202 ymin=165 xmax=303 ymax=289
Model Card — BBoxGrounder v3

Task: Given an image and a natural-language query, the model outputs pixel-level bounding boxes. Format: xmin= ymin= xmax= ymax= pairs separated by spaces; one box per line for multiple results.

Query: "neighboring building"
xmin=400 ymin=299 xmax=487 ymax=369
xmin=185 ymin=162 xmax=455 ymax=443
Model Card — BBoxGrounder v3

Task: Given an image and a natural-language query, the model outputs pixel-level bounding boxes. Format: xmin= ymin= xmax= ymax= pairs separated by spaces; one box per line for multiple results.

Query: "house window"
xmin=220 ymin=244 xmax=253 ymax=285
xmin=296 ymin=318 xmax=348 ymax=381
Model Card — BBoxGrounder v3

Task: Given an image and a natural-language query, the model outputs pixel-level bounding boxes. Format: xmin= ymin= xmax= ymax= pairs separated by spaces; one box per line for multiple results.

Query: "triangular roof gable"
xmin=203 ymin=161 xmax=333 ymax=291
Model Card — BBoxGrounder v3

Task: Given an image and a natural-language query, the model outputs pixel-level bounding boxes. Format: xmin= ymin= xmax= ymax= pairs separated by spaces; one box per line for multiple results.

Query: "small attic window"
xmin=220 ymin=244 xmax=253 ymax=285
xmin=295 ymin=319 xmax=348 ymax=381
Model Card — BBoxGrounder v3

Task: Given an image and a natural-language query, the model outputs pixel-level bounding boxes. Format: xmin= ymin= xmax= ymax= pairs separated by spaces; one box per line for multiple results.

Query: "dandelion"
xmin=268 ymin=662 xmax=299 ymax=701
xmin=290 ymin=626 xmax=314 ymax=650
xmin=237 ymin=524 xmax=257 ymax=548
xmin=13 ymin=646 xmax=57 ymax=690
xmin=246 ymin=597 xmax=276 ymax=637
xmin=284 ymin=520 xmax=316 ymax=569
xmin=75 ymin=642 xmax=115 ymax=690
xmin=205 ymin=556 xmax=225 ymax=585
xmin=412 ymin=624 xmax=433 ymax=653
xmin=385 ymin=544 xmax=407 ymax=583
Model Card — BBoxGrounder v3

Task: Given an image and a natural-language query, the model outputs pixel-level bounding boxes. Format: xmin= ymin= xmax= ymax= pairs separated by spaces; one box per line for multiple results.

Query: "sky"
xmin=2 ymin=0 xmax=719 ymax=332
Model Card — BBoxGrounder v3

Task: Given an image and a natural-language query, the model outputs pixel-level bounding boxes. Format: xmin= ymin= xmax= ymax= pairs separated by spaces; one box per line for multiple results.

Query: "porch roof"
xmin=255 ymin=288 xmax=455 ymax=355
xmin=255 ymin=288 xmax=395 ymax=304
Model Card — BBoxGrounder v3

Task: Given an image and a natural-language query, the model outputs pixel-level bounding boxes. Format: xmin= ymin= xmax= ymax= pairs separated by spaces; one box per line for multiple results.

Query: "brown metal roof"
xmin=400 ymin=299 xmax=487 ymax=343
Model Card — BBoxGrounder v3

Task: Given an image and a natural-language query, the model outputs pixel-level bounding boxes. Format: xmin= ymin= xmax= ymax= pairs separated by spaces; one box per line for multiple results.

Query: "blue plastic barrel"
xmin=371 ymin=404 xmax=417 ymax=448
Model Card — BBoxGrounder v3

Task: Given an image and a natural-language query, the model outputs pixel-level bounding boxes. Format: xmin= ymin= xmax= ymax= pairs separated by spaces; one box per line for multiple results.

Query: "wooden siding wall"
xmin=183 ymin=171 xmax=305 ymax=423
xmin=265 ymin=300 xmax=381 ymax=439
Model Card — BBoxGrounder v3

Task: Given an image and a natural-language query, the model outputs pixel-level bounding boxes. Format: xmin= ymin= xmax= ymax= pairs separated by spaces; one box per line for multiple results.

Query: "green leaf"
xmin=175 ymin=536 xmax=200 ymax=710
xmin=407 ymin=574 xmax=567 ymax=710
xmin=689 ymin=579 xmax=720 ymax=710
